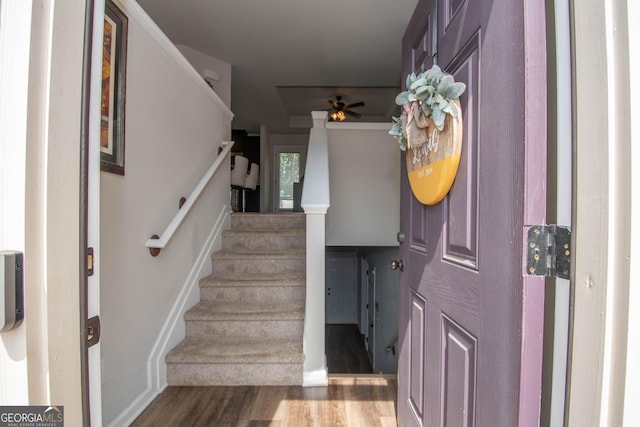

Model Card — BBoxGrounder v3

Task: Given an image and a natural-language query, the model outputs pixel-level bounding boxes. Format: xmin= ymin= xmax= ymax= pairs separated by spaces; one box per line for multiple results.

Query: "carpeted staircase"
xmin=166 ymin=212 xmax=306 ymax=386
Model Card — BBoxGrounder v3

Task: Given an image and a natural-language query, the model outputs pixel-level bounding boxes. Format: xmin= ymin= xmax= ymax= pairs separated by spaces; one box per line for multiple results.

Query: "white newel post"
xmin=301 ymin=112 xmax=330 ymax=387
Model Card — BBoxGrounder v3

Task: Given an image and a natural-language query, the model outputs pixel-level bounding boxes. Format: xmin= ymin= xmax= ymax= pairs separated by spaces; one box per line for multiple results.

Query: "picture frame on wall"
xmin=100 ymin=0 xmax=128 ymax=175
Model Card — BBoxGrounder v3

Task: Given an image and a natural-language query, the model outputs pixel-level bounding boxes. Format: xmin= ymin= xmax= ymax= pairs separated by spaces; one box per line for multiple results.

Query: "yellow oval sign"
xmin=406 ymin=100 xmax=463 ymax=205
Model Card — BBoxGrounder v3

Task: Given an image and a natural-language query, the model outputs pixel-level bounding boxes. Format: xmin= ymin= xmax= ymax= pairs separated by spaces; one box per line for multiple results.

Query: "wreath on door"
xmin=389 ymin=65 xmax=466 ymax=205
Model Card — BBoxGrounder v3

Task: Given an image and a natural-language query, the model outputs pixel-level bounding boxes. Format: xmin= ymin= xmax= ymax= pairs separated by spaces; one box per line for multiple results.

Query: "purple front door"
xmin=397 ymin=0 xmax=548 ymax=425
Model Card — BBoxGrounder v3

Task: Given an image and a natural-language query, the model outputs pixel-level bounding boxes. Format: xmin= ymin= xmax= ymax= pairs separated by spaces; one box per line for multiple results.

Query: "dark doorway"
xmin=325 ymin=324 xmax=373 ymax=374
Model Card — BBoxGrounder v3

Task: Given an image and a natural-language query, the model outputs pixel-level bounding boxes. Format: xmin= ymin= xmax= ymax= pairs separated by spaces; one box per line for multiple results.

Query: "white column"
xmin=301 ymin=111 xmax=330 ymax=386
xmin=302 ymin=210 xmax=328 ymax=386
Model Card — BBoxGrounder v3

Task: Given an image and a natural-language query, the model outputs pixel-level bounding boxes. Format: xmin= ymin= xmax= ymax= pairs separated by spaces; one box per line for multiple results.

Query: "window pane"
xmin=279 ymin=152 xmax=299 ymax=209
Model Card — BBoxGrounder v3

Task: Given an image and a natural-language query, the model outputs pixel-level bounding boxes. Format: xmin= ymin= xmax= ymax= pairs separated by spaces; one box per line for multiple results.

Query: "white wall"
xmin=177 ymin=44 xmax=232 ymax=109
xmin=100 ymin=1 xmax=232 ymax=425
xmin=325 ymin=125 xmax=400 ymax=246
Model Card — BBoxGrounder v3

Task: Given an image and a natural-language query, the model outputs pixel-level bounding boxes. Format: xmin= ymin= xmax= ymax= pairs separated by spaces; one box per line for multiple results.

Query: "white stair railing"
xmin=301 ymin=111 xmax=330 ymax=387
xmin=145 ymin=140 xmax=234 ymax=256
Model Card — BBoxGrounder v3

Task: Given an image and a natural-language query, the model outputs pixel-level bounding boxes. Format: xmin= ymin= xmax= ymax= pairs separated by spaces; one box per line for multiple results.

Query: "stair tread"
xmin=185 ymin=301 xmax=304 ymax=320
xmin=166 ymin=337 xmax=303 ymax=364
xmin=224 ymin=229 xmax=305 ymax=236
xmin=231 ymin=212 xmax=304 ymax=218
xmin=168 ymin=212 xmax=306 ymax=386
xmin=230 ymin=213 xmax=305 ymax=231
xmin=212 ymin=249 xmax=305 ymax=257
xmin=200 ymin=272 xmax=305 ymax=287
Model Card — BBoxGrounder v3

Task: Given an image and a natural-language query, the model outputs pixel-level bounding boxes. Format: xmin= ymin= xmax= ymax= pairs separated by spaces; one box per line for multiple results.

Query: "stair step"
xmin=231 ymin=212 xmax=305 ymax=231
xmin=167 ymin=212 xmax=307 ymax=387
xmin=211 ymin=250 xmax=305 ymax=275
xmin=166 ymin=336 xmax=303 ymax=364
xmin=199 ymin=273 xmax=305 ymax=302
xmin=184 ymin=301 xmax=304 ymax=339
xmin=200 ymin=283 xmax=305 ymax=303
xmin=201 ymin=272 xmax=306 ymax=287
xmin=166 ymin=337 xmax=303 ymax=386
xmin=185 ymin=301 xmax=304 ymax=321
xmin=222 ymin=229 xmax=305 ymax=251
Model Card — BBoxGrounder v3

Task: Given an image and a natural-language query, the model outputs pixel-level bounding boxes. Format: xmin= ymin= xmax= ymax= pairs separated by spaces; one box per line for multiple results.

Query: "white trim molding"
xmin=113 ymin=0 xmax=234 ymax=121
xmin=303 ymin=367 xmax=329 ymax=388
xmin=568 ymin=0 xmax=635 ymax=425
xmin=107 ymin=206 xmax=231 ymax=427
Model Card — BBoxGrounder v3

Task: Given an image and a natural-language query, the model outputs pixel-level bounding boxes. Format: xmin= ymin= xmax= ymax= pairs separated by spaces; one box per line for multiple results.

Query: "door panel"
xmin=398 ymin=0 xmax=547 ymax=425
xmin=443 ymin=38 xmax=480 ymax=267
xmin=441 ymin=314 xmax=477 ymax=427
xmin=410 ymin=198 xmax=428 ymax=251
xmin=409 ymin=293 xmax=426 ymax=422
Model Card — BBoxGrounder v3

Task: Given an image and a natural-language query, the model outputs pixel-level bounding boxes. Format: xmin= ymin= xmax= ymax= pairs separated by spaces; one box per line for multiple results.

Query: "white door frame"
xmin=567 ymin=0 xmax=638 ymax=425
xmin=87 ymin=0 xmax=105 ymax=424
xmin=0 ymin=1 xmax=102 ymax=424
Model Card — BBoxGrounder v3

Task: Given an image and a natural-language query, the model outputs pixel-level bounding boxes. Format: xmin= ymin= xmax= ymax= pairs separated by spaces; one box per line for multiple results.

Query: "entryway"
xmin=326 ymin=324 xmax=372 ymax=373
xmin=324 ymin=247 xmax=399 ymax=375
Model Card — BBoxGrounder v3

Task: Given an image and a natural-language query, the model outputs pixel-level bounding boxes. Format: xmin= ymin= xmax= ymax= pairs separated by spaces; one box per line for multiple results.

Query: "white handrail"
xmin=145 ymin=140 xmax=234 ymax=255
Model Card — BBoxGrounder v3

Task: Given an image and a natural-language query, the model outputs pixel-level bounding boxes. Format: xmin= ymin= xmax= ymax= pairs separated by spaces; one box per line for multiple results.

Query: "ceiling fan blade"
xmin=346 ymin=101 xmax=365 ymax=109
xmin=345 ymin=109 xmax=362 ymax=119
xmin=328 ymin=100 xmax=340 ymax=109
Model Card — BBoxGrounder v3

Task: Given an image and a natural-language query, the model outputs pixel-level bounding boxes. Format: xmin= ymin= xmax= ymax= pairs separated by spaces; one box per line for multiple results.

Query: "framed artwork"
xmin=100 ymin=0 xmax=128 ymax=175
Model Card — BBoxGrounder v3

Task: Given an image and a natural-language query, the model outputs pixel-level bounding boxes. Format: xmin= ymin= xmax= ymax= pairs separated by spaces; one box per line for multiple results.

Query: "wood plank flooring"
xmin=131 ymin=376 xmax=397 ymax=426
xmin=326 ymin=324 xmax=373 ymax=374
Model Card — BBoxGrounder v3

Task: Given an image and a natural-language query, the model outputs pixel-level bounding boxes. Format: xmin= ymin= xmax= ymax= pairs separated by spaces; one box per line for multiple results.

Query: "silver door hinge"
xmin=526 ymin=225 xmax=571 ymax=279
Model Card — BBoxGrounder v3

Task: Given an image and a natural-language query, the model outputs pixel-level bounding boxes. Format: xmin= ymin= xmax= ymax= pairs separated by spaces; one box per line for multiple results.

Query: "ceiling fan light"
xmin=337 ymin=111 xmax=346 ymax=121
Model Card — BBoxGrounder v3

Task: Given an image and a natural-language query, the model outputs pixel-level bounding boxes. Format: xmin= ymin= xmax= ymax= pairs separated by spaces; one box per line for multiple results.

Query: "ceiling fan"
xmin=327 ymin=96 xmax=365 ymax=121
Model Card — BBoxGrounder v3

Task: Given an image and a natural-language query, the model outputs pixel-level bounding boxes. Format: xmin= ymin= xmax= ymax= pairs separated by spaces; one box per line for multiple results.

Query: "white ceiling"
xmin=136 ymin=0 xmax=419 ymax=134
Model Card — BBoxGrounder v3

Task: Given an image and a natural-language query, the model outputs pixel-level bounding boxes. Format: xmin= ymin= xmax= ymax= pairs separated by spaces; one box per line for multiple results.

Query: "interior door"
xmin=325 ymin=253 xmax=357 ymax=324
xmin=397 ymin=0 xmax=548 ymax=425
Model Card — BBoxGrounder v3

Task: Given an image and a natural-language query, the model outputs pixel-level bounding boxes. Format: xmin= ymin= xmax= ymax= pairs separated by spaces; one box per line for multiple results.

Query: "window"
xmin=274 ymin=146 xmax=305 ymax=211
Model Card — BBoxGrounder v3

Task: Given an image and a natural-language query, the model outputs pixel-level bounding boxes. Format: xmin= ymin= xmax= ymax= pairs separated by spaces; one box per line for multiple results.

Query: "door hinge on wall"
xmin=526 ymin=225 xmax=571 ymax=279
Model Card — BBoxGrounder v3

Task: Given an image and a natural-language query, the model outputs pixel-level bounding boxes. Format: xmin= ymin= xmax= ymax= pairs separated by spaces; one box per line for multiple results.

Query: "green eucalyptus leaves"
xmin=390 ymin=65 xmax=466 ymax=151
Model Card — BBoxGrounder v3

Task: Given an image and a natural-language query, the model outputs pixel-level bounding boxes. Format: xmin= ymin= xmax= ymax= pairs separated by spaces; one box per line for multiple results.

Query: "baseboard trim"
xmin=303 ymin=368 xmax=329 ymax=387
xmin=107 ymin=206 xmax=230 ymax=427
xmin=148 ymin=204 xmax=230 ymax=386
xmin=106 ymin=384 xmax=165 ymax=427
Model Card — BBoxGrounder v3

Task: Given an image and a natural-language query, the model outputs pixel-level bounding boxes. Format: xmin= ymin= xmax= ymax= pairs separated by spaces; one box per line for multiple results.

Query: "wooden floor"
xmin=326 ymin=324 xmax=373 ymax=374
xmin=131 ymin=376 xmax=397 ymax=426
